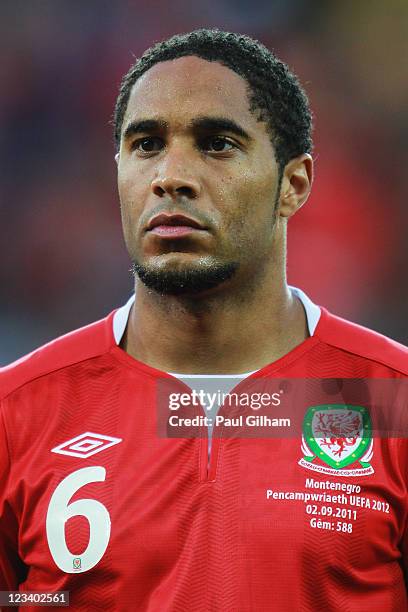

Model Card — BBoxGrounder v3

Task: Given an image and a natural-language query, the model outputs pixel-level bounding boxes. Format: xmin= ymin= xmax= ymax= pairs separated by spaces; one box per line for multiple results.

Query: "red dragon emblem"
xmin=314 ymin=410 xmax=362 ymax=458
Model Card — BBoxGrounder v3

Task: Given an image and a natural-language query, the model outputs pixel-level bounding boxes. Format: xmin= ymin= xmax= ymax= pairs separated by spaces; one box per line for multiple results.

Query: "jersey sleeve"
xmin=0 ymin=400 xmax=25 ymax=589
xmin=403 ymin=524 xmax=408 ymax=588
xmin=399 ymin=436 xmax=408 ymax=587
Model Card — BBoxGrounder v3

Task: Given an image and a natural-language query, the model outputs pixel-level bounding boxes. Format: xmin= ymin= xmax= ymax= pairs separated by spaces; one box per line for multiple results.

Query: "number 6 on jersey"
xmin=46 ymin=466 xmax=111 ymax=573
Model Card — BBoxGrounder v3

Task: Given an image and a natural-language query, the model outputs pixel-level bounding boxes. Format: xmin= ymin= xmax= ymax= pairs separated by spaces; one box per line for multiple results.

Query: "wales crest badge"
xmin=299 ymin=404 xmax=374 ymax=477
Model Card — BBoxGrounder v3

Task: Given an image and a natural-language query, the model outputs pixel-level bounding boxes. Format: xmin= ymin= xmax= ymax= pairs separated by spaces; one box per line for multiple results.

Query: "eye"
xmin=132 ymin=137 xmax=164 ymax=154
xmin=201 ymin=136 xmax=236 ymax=153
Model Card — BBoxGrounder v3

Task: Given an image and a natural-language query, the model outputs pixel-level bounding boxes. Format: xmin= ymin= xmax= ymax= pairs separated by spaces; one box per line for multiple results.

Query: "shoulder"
xmin=0 ymin=311 xmax=116 ymax=401
xmin=315 ymin=308 xmax=408 ymax=376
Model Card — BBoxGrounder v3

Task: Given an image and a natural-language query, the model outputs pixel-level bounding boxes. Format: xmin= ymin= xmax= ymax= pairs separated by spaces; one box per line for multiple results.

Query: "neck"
xmin=122 ymin=239 xmax=308 ymax=374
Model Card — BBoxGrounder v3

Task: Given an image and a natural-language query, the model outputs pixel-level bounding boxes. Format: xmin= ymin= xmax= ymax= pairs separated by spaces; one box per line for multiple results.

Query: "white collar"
xmin=113 ymin=285 xmax=321 ymax=346
xmin=113 ymin=294 xmax=135 ymax=345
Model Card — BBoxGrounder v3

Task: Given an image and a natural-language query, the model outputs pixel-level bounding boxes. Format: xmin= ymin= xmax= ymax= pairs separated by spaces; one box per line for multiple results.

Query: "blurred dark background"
xmin=1 ymin=0 xmax=407 ymax=365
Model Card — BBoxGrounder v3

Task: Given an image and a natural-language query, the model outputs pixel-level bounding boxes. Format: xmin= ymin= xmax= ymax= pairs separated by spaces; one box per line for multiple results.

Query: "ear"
xmin=115 ymin=152 xmax=120 ymax=165
xmin=277 ymin=154 xmax=313 ymax=218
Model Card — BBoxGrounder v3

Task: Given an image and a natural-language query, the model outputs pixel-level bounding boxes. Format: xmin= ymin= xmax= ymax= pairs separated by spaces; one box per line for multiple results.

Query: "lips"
xmin=146 ymin=213 xmax=206 ymax=238
xmin=147 ymin=213 xmax=205 ymax=231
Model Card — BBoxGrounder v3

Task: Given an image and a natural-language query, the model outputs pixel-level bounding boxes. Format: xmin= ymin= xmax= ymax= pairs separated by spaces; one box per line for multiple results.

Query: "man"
xmin=0 ymin=29 xmax=407 ymax=611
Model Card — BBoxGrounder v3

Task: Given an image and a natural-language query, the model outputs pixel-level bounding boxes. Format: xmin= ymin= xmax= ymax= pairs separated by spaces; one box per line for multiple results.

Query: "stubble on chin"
xmin=131 ymin=259 xmax=239 ymax=296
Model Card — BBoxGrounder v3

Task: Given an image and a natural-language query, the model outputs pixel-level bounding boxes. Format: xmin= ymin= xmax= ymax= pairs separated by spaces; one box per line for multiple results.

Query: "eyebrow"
xmin=122 ymin=116 xmax=251 ymax=142
xmin=190 ymin=117 xmax=251 ymax=141
xmin=123 ymin=119 xmax=167 ymax=141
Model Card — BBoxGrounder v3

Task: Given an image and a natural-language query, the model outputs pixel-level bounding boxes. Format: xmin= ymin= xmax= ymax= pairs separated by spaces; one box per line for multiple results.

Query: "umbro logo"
xmin=51 ymin=432 xmax=122 ymax=458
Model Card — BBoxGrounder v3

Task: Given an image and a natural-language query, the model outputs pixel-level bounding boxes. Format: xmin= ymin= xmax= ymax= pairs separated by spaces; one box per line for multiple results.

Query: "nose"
xmin=151 ymin=154 xmax=201 ymax=199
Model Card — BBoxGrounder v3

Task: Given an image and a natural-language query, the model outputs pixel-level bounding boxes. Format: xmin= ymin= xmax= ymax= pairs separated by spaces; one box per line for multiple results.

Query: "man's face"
xmin=117 ymin=56 xmax=281 ymax=296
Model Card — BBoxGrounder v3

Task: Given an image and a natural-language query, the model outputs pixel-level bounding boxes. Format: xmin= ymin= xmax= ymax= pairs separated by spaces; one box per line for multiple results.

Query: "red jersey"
xmin=0 ymin=292 xmax=407 ymax=611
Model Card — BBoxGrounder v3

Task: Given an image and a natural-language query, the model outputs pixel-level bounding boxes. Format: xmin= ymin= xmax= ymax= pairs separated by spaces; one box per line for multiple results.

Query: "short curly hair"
xmin=114 ymin=29 xmax=313 ymax=171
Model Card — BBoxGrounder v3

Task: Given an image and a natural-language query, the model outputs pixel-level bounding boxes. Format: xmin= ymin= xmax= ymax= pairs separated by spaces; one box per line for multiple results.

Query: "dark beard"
xmin=131 ymin=260 xmax=239 ymax=295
